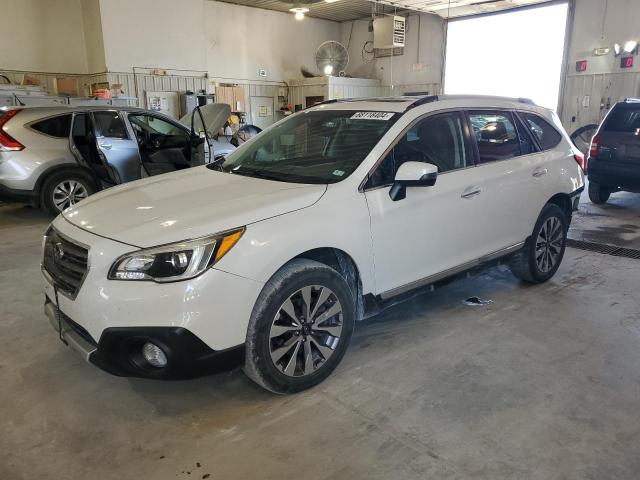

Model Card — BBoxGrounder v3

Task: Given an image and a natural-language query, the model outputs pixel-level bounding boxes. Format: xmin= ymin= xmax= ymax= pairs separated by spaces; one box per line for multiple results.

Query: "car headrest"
xmin=480 ymin=121 xmax=508 ymax=141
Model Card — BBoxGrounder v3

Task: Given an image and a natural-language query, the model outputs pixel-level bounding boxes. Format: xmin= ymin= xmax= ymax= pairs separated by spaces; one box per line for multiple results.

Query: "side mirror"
xmin=389 ymin=161 xmax=438 ymax=201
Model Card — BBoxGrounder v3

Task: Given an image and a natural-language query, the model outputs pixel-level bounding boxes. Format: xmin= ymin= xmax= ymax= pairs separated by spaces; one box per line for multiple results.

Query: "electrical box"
xmin=373 ymin=16 xmax=406 ymax=49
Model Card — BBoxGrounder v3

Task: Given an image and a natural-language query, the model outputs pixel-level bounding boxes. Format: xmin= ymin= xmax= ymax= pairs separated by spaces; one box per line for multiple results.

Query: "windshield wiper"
xmin=229 ymin=167 xmax=290 ymax=182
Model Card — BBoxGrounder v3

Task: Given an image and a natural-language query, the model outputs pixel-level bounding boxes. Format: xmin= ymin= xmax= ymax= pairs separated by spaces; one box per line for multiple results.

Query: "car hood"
xmin=62 ymin=167 xmax=326 ymax=248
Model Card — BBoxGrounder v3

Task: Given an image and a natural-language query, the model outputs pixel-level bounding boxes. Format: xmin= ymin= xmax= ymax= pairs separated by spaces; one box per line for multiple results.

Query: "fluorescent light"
xmin=614 ymin=43 xmax=622 ymax=56
xmin=325 ymin=0 xmax=340 ymax=3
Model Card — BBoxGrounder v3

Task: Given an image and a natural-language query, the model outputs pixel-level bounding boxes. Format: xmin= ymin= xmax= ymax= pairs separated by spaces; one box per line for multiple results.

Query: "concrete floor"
xmin=2 ymin=192 xmax=640 ymax=480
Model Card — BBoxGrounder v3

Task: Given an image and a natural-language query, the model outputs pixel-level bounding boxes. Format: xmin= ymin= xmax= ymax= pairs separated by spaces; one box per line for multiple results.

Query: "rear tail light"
xmin=573 ymin=152 xmax=585 ymax=172
xmin=0 ymin=109 xmax=24 ymax=151
xmin=589 ymin=134 xmax=600 ymax=158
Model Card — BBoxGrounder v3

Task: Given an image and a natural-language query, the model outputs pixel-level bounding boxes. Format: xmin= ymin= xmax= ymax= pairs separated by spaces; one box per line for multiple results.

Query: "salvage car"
xmin=0 ymin=104 xmax=235 ymax=213
xmin=42 ymin=95 xmax=585 ymax=393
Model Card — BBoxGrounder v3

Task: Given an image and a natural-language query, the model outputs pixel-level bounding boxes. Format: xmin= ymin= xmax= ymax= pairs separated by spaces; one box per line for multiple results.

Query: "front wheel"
xmin=244 ymin=259 xmax=355 ymax=394
xmin=509 ymin=204 xmax=568 ymax=284
xmin=588 ymin=181 xmax=611 ymax=204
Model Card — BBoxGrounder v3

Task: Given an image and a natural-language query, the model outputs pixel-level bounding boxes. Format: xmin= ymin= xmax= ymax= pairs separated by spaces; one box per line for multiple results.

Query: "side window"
xmin=128 ymin=114 xmax=188 ymax=138
xmin=520 ymin=112 xmax=562 ymax=150
xmin=93 ymin=111 xmax=127 ymax=139
xmin=469 ymin=111 xmax=521 ymax=163
xmin=514 ymin=116 xmax=537 ymax=155
xmin=367 ymin=112 xmax=470 ymax=188
xmin=31 ymin=114 xmax=72 ymax=138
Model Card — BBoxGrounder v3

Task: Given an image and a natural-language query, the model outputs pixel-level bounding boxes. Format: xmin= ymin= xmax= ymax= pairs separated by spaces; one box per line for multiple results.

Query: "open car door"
xmin=179 ymin=103 xmax=231 ymax=162
xmin=69 ymin=112 xmax=126 ymax=187
xmin=128 ymin=112 xmax=203 ymax=176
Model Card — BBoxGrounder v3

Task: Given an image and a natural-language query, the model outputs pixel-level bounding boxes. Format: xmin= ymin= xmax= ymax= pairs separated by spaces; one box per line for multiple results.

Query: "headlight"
xmin=108 ymin=228 xmax=245 ymax=282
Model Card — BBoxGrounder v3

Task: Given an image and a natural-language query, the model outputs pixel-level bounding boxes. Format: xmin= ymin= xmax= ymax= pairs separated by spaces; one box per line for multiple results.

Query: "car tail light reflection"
xmin=0 ymin=109 xmax=24 ymax=151
xmin=573 ymin=153 xmax=585 ymax=172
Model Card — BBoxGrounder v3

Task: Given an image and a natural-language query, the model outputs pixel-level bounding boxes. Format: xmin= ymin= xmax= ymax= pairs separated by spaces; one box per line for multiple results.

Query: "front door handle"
xmin=532 ymin=167 xmax=548 ymax=178
xmin=461 ymin=186 xmax=482 ymax=199
xmin=100 ymin=143 xmax=112 ymax=150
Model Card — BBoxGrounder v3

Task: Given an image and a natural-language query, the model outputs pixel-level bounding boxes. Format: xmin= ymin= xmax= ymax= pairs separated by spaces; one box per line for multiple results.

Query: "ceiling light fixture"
xmin=593 ymin=47 xmax=610 ymax=56
xmin=614 ymin=43 xmax=622 ymax=56
xmin=289 ymin=6 xmax=309 ymax=20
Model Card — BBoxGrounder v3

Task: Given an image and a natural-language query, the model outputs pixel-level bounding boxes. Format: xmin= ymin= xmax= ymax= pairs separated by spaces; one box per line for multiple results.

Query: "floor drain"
xmin=567 ymin=239 xmax=640 ymax=259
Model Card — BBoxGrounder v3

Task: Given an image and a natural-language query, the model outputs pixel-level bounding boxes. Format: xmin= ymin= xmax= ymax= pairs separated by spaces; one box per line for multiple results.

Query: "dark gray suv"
xmin=587 ymin=99 xmax=640 ymax=204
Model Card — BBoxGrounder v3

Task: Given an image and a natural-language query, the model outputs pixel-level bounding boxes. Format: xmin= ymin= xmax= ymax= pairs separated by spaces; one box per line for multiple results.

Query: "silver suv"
xmin=0 ymin=105 xmax=235 ymax=213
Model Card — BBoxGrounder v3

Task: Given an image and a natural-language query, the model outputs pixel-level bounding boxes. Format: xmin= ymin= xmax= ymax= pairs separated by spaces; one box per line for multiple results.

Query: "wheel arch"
xmin=34 ymin=164 xmax=99 ymax=206
xmin=545 ymin=192 xmax=572 ymax=222
xmin=287 ymin=247 xmax=366 ymax=321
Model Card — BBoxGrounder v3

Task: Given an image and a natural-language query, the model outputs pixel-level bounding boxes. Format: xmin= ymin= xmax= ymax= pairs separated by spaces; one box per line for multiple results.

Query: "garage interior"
xmin=2 ymin=0 xmax=640 ymax=479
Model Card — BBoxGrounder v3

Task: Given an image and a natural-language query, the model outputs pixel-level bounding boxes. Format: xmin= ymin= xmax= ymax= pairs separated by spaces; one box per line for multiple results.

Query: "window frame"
xmin=515 ymin=110 xmax=562 ymax=151
xmin=26 ymin=113 xmax=73 ymax=139
xmin=92 ymin=110 xmax=130 ymax=140
xmin=360 ymin=108 xmax=476 ymax=192
xmin=466 ymin=109 xmax=532 ymax=165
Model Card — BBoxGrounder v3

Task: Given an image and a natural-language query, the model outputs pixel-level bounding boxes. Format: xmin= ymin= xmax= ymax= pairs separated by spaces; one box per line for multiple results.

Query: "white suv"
xmin=42 ymin=95 xmax=585 ymax=393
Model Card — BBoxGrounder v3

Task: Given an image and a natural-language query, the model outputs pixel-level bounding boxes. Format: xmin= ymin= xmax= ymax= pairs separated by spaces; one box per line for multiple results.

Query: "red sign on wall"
xmin=576 ymin=60 xmax=588 ymax=72
xmin=621 ymin=56 xmax=634 ymax=69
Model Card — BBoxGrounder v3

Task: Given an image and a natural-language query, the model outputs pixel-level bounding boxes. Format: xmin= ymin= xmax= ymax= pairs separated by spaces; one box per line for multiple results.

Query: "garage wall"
xmin=341 ymin=13 xmax=445 ymax=95
xmin=98 ymin=0 xmax=208 ymax=73
xmin=561 ymin=0 xmax=640 ymax=129
xmin=204 ymin=1 xmax=341 ymax=84
xmin=0 ymin=0 xmax=89 ymax=74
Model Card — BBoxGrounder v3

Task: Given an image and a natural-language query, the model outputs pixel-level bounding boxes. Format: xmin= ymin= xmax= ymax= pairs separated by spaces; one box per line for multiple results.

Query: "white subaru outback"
xmin=42 ymin=95 xmax=585 ymax=393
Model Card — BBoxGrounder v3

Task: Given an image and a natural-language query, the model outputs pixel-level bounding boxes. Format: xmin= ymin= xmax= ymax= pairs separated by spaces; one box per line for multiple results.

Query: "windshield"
xmin=216 ymin=110 xmax=398 ymax=184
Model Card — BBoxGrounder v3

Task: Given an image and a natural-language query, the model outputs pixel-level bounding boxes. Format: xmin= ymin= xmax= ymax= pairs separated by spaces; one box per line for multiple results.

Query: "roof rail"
xmin=308 ymin=99 xmax=341 ymax=109
xmin=623 ymin=98 xmax=640 ymax=103
xmin=517 ymin=97 xmax=536 ymax=105
xmin=405 ymin=95 xmax=439 ymax=110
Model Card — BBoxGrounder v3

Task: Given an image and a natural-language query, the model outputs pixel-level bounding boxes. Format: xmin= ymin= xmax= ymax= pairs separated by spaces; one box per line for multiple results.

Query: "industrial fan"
xmin=315 ymin=40 xmax=349 ymax=76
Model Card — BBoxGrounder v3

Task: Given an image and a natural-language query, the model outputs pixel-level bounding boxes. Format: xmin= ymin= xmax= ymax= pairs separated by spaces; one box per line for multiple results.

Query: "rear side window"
xmin=520 ymin=112 xmax=562 ymax=150
xmin=31 ymin=114 xmax=72 ymax=138
xmin=94 ymin=111 xmax=127 ymax=139
xmin=603 ymin=105 xmax=640 ymax=133
xmin=469 ymin=111 xmax=521 ymax=163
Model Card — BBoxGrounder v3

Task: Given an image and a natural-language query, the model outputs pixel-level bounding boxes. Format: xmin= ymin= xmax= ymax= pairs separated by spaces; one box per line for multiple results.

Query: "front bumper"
xmin=43 ymin=216 xmax=264 ymax=379
xmin=44 ymin=297 xmax=244 ymax=379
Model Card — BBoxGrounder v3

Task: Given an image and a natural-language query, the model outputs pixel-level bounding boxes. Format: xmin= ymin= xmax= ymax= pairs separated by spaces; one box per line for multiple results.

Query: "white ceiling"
xmin=215 ymin=0 xmax=555 ymax=21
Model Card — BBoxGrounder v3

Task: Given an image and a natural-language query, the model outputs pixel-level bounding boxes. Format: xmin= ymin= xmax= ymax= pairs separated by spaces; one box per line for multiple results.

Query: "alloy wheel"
xmin=269 ymin=285 xmax=343 ymax=377
xmin=535 ymin=216 xmax=564 ymax=273
xmin=52 ymin=180 xmax=89 ymax=211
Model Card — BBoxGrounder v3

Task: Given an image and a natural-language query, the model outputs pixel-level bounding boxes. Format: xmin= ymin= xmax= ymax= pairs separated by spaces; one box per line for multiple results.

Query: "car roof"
xmin=306 ymin=94 xmax=549 ymax=115
xmin=1 ymin=105 xmax=166 ymax=117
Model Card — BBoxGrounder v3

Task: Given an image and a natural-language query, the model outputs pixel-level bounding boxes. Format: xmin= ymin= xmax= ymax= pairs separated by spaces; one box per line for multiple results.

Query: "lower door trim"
xmin=379 ymin=241 xmax=525 ymax=300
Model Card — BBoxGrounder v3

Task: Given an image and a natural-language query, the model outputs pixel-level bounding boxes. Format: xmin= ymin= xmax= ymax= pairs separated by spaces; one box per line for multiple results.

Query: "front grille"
xmin=43 ymin=228 xmax=89 ymax=298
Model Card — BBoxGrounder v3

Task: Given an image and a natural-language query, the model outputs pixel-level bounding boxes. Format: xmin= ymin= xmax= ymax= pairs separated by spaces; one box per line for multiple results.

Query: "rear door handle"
xmin=99 ymin=143 xmax=112 ymax=150
xmin=461 ymin=186 xmax=482 ymax=199
xmin=532 ymin=167 xmax=548 ymax=178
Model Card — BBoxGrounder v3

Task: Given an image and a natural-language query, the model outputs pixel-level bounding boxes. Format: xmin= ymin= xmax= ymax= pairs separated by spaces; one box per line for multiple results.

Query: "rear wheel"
xmin=41 ymin=170 xmax=96 ymax=215
xmin=509 ymin=204 xmax=568 ymax=283
xmin=244 ymin=259 xmax=355 ymax=394
xmin=588 ymin=181 xmax=611 ymax=204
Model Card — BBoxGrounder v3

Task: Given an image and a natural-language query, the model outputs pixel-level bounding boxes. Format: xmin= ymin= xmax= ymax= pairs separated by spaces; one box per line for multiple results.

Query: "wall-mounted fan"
xmin=315 ymin=41 xmax=349 ymax=76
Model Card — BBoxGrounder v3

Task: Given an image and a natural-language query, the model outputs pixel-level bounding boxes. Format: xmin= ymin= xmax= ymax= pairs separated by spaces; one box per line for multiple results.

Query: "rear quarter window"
xmin=519 ymin=112 xmax=562 ymax=150
xmin=31 ymin=114 xmax=72 ymax=138
xmin=603 ymin=105 xmax=640 ymax=133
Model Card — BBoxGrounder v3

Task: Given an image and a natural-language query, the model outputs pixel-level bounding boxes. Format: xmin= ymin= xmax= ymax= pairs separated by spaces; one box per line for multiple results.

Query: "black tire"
xmin=588 ymin=181 xmax=611 ymax=204
xmin=509 ymin=204 xmax=568 ymax=284
xmin=244 ymin=259 xmax=355 ymax=394
xmin=40 ymin=170 xmax=96 ymax=215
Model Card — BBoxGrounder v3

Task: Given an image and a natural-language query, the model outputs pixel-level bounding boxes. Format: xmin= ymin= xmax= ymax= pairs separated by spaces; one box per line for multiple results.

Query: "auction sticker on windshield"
xmin=350 ymin=112 xmax=395 ymax=121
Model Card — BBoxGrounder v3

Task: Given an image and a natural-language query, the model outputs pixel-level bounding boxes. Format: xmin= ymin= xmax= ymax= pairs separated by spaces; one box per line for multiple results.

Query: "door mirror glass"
xmin=390 ymin=161 xmax=438 ymax=201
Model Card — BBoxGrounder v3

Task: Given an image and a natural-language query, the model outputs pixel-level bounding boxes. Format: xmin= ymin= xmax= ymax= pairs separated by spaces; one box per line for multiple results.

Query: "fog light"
xmin=142 ymin=342 xmax=168 ymax=368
